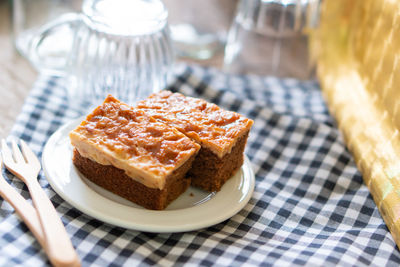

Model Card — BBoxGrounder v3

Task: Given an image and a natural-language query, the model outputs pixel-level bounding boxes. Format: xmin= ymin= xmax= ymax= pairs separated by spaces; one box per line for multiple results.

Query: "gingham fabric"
xmin=0 ymin=64 xmax=399 ymax=266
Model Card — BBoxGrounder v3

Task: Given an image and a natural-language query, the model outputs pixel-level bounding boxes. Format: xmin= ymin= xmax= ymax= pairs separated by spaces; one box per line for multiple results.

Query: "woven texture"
xmin=0 ymin=64 xmax=399 ymax=266
xmin=314 ymin=0 xmax=400 ymax=249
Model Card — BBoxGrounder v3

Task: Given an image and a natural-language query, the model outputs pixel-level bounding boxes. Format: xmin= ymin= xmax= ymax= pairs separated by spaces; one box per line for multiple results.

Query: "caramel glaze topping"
xmin=70 ymin=95 xmax=200 ymax=189
xmin=136 ymin=91 xmax=254 ymax=158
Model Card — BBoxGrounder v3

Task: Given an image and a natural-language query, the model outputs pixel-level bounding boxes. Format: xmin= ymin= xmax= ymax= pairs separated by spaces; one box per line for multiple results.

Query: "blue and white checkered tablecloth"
xmin=0 ymin=64 xmax=399 ymax=266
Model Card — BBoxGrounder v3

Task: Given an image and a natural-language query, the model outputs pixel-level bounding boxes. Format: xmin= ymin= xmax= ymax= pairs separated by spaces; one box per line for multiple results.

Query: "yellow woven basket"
xmin=313 ymin=0 xmax=400 ymax=247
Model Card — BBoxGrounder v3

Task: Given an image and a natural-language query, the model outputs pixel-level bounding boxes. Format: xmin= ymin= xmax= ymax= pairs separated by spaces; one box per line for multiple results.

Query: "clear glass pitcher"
xmin=13 ymin=0 xmax=175 ymax=106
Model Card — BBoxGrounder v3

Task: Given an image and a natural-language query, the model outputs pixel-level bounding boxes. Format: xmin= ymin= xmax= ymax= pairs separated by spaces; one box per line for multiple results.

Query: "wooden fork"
xmin=0 ymin=156 xmax=45 ymax=247
xmin=1 ymin=139 xmax=80 ymax=267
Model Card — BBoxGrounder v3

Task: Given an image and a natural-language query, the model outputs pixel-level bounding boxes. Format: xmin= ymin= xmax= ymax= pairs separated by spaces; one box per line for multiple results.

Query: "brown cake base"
xmin=189 ymin=131 xmax=249 ymax=192
xmin=72 ymin=149 xmax=194 ymax=210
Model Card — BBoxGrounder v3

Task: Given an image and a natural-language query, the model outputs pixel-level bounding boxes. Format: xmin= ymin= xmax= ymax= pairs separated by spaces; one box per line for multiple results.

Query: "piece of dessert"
xmin=136 ymin=91 xmax=254 ymax=192
xmin=69 ymin=95 xmax=200 ymax=210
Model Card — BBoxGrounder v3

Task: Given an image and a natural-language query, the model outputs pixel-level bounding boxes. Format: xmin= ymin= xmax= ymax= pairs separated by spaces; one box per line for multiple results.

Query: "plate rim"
xmin=42 ymin=117 xmax=255 ymax=233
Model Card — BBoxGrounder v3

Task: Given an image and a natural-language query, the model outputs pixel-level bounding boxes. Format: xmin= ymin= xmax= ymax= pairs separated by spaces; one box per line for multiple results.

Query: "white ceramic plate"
xmin=42 ymin=118 xmax=255 ymax=233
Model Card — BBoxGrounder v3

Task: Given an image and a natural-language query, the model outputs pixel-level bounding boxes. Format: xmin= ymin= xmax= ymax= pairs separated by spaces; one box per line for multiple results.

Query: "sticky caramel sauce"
xmin=137 ymin=91 xmax=253 ymax=153
xmin=76 ymin=96 xmax=199 ymax=172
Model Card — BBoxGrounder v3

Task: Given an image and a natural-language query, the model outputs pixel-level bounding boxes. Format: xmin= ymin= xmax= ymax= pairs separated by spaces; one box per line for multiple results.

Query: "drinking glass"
xmin=163 ymin=0 xmax=237 ymax=60
xmin=223 ymin=0 xmax=321 ymax=79
xmin=13 ymin=0 xmax=174 ymax=107
xmin=12 ymin=0 xmax=82 ymax=59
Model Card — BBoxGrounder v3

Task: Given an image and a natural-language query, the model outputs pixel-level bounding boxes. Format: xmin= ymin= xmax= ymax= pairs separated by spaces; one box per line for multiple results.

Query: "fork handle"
xmin=26 ymin=178 xmax=80 ymax=267
xmin=0 ymin=178 xmax=45 ymax=248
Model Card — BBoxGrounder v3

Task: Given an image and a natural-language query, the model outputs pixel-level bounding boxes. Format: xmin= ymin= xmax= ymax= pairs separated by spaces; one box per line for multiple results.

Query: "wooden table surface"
xmin=0 ymin=1 xmax=37 ymax=139
xmin=0 ymin=0 xmax=236 ymax=139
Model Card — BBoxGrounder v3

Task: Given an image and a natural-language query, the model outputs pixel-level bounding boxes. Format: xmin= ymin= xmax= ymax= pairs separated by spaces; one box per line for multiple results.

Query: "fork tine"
xmin=19 ymin=140 xmax=40 ymax=168
xmin=1 ymin=139 xmax=14 ymax=165
xmin=11 ymin=139 xmax=26 ymax=164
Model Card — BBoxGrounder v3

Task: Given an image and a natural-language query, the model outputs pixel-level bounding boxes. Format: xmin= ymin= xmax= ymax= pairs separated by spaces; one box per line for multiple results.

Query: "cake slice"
xmin=69 ymin=95 xmax=200 ymax=210
xmin=136 ymin=91 xmax=254 ymax=192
